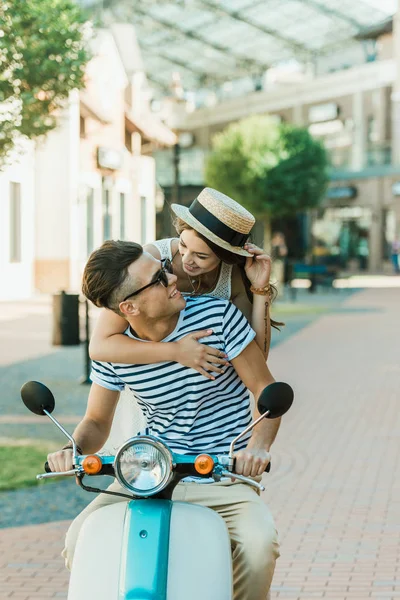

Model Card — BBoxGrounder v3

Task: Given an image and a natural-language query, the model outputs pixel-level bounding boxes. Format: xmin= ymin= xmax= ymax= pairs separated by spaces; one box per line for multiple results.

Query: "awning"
xmin=125 ymin=108 xmax=177 ymax=147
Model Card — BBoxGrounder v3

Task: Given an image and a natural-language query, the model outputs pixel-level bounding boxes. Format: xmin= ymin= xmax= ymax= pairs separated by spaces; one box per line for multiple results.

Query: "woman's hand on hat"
xmin=173 ymin=330 xmax=230 ymax=379
xmin=244 ymin=243 xmax=272 ymax=288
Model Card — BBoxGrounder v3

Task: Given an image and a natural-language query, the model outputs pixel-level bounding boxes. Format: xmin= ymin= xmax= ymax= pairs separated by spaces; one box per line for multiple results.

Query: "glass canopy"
xmin=83 ymin=0 xmax=397 ymax=104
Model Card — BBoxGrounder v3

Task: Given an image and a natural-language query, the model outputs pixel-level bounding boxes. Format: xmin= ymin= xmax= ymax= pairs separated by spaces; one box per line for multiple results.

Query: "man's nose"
xmin=167 ymin=272 xmax=178 ymax=285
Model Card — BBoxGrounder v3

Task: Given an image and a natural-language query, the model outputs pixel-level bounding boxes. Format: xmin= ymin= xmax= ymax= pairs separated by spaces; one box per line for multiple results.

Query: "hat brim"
xmin=171 ymin=203 xmax=253 ymax=257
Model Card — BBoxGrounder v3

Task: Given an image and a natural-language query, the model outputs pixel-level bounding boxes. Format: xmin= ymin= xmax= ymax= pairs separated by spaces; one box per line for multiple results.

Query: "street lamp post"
xmin=173 ymin=140 xmax=181 ymax=206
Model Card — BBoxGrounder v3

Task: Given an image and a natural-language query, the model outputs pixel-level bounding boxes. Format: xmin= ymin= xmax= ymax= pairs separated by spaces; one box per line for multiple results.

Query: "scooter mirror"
xmin=21 ymin=381 xmax=55 ymax=416
xmin=257 ymin=382 xmax=294 ymax=418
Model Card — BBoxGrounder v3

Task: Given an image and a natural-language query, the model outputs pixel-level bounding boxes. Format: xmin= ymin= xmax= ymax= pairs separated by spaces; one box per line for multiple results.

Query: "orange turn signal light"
xmin=82 ymin=455 xmax=103 ymax=475
xmin=194 ymin=454 xmax=214 ymax=475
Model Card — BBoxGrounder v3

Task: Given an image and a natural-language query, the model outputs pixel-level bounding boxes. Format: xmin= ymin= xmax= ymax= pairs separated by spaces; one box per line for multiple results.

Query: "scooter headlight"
xmin=114 ymin=436 xmax=173 ymax=497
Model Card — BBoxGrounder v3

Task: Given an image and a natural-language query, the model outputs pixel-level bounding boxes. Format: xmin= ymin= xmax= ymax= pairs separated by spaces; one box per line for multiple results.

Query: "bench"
xmin=288 ymin=262 xmax=339 ymax=299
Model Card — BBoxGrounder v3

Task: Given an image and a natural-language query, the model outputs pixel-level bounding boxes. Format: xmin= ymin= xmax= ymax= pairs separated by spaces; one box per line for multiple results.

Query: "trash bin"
xmin=52 ymin=291 xmax=80 ymax=346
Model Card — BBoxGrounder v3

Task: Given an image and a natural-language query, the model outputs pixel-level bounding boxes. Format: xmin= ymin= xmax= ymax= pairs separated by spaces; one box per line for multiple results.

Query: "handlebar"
xmin=229 ymin=457 xmax=271 ymax=473
xmin=40 ymin=453 xmax=271 ymax=489
xmin=37 ymin=460 xmax=78 ymax=480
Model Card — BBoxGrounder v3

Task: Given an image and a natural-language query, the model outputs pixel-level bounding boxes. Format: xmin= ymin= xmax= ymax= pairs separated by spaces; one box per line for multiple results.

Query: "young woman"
xmin=90 ymin=188 xmax=283 ymax=378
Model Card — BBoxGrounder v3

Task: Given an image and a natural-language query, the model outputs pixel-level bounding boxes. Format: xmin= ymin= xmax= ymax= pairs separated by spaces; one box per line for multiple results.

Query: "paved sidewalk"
xmin=267 ymin=287 xmax=400 ymax=599
xmin=1 ymin=287 xmax=400 ymax=599
xmin=0 ymin=521 xmax=69 ymax=599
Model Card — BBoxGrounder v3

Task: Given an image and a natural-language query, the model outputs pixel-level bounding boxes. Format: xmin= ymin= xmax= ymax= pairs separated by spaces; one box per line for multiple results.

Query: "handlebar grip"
xmin=44 ymin=461 xmax=51 ymax=473
xmin=232 ymin=458 xmax=271 ymax=474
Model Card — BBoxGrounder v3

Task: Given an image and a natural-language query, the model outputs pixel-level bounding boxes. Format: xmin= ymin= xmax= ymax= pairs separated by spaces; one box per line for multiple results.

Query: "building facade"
xmin=162 ymin=19 xmax=400 ymax=272
xmin=0 ymin=142 xmax=35 ymax=300
xmin=0 ymin=27 xmax=175 ymax=300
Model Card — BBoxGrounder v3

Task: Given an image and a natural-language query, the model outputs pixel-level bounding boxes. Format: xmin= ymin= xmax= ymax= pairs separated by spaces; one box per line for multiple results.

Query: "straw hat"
xmin=171 ymin=188 xmax=255 ymax=257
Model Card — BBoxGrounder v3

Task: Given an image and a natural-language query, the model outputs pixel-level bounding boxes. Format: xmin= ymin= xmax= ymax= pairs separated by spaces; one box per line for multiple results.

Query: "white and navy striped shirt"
xmin=91 ymin=296 xmax=256 ymax=456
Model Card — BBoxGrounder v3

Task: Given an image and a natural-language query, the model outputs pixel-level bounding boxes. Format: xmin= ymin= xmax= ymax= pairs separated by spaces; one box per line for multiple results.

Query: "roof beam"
xmin=196 ymin=0 xmax=311 ymax=57
xmin=84 ymin=0 xmax=268 ymax=84
xmin=300 ymin=0 xmax=362 ymax=30
xmin=142 ymin=46 xmax=250 ymax=86
xmin=124 ymin=5 xmax=271 ymax=71
xmin=146 ymin=74 xmax=172 ymax=94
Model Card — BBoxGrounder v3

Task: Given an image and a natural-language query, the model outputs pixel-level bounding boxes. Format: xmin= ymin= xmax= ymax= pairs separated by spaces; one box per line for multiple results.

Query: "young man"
xmin=49 ymin=240 xmax=281 ymax=600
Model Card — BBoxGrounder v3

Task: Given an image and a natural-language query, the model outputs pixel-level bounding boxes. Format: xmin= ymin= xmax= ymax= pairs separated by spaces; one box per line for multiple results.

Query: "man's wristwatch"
xmin=62 ymin=442 xmax=83 ymax=455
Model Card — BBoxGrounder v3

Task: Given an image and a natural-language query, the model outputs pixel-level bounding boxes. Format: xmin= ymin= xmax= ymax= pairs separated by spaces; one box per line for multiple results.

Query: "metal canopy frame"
xmin=83 ymin=0 xmax=396 ymax=97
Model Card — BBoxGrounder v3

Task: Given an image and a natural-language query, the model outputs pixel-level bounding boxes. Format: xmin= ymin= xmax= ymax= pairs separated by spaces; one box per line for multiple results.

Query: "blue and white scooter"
xmin=21 ymin=380 xmax=293 ymax=600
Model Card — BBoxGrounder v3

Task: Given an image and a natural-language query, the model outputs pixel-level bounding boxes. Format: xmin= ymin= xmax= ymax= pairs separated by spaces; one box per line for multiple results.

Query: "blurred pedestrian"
xmin=357 ymin=232 xmax=369 ymax=271
xmin=271 ymin=232 xmax=288 ymax=291
xmin=391 ymin=237 xmax=400 ymax=274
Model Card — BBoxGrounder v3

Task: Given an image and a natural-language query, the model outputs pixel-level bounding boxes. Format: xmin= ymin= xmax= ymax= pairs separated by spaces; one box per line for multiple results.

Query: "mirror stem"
xmin=43 ymin=409 xmax=78 ymax=456
xmin=228 ymin=410 xmax=270 ymax=468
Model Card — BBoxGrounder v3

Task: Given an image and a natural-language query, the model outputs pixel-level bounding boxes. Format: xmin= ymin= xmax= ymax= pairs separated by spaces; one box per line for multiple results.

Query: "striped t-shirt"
xmin=91 ymin=296 xmax=256 ymax=456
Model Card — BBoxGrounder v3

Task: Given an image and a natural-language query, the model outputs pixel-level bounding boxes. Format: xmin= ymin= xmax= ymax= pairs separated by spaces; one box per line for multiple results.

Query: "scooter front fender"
xmin=68 ymin=497 xmax=232 ymax=600
xmin=68 ymin=499 xmax=172 ymax=600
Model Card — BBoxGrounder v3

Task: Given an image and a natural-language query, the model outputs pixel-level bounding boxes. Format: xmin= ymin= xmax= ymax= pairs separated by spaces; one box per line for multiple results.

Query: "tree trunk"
xmin=262 ymin=214 xmax=272 ymax=251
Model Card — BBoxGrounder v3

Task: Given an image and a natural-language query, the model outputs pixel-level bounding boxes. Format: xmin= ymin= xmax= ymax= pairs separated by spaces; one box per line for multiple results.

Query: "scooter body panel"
xmin=68 ymin=501 xmax=127 ymax=600
xmin=167 ymin=501 xmax=233 ymax=600
xmin=68 ymin=498 xmax=232 ymax=600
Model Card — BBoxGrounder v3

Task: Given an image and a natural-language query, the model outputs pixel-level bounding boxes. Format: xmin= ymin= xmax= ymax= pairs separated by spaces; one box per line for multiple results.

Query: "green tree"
xmin=0 ymin=0 xmax=91 ymax=165
xmin=205 ymin=115 xmax=329 ymax=246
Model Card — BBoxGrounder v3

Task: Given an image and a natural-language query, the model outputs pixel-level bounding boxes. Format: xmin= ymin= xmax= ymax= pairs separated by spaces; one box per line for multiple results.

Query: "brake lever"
xmin=36 ymin=468 xmax=82 ymax=480
xmin=219 ymin=468 xmax=265 ymax=492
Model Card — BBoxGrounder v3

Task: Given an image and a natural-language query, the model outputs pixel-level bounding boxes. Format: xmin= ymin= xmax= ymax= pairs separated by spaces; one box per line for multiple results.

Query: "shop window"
xmin=367 ymin=116 xmax=378 ymax=143
xmin=120 ymin=192 xmax=126 ymax=239
xmin=86 ymin=188 xmax=94 ymax=256
xmin=9 ymin=182 xmax=21 ymax=263
xmin=141 ymin=196 xmax=147 ymax=244
xmin=80 ymin=116 xmax=86 ymax=138
xmin=103 ymin=188 xmax=112 ymax=241
xmin=312 ymin=206 xmax=372 ymax=270
xmin=125 ymin=129 xmax=132 ymax=152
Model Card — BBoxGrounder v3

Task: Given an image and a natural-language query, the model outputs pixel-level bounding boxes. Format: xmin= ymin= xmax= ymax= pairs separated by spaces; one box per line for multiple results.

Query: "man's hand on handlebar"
xmin=234 ymin=448 xmax=271 ymax=478
xmin=47 ymin=449 xmax=74 ymax=473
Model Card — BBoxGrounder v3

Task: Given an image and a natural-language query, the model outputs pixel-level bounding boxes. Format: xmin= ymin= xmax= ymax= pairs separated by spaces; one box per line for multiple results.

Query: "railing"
xmin=365 ymin=141 xmax=391 ymax=167
xmin=155 ymin=141 xmax=393 ymax=186
xmin=154 ymin=147 xmax=208 ymax=187
xmin=329 ymin=141 xmax=392 ymax=171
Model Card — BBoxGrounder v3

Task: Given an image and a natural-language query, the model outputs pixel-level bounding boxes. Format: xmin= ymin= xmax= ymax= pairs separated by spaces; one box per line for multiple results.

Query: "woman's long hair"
xmin=174 ymin=218 xmax=284 ymax=330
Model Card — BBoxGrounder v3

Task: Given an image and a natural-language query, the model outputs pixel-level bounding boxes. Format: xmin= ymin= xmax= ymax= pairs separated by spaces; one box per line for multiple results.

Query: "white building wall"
xmin=0 ymin=142 xmax=35 ymax=300
xmin=137 ymin=155 xmax=156 ymax=244
xmin=34 ymin=91 xmax=80 ymax=293
xmin=182 ymin=60 xmax=396 ymax=131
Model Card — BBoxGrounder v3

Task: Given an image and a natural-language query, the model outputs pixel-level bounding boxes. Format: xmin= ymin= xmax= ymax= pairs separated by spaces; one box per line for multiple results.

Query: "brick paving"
xmin=266 ymin=287 xmax=400 ymax=600
xmin=0 ymin=521 xmax=69 ymax=599
xmin=0 ymin=287 xmax=400 ymax=599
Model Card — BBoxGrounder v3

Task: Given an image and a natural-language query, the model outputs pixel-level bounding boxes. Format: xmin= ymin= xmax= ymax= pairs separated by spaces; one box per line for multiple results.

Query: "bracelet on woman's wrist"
xmin=250 ymin=284 xmax=272 ymax=297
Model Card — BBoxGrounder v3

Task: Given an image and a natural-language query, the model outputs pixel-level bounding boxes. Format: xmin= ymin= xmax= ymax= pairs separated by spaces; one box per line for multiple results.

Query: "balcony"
xmin=154 ymin=147 xmax=207 ymax=188
xmin=365 ymin=141 xmax=392 ymax=167
xmin=329 ymin=141 xmax=392 ymax=173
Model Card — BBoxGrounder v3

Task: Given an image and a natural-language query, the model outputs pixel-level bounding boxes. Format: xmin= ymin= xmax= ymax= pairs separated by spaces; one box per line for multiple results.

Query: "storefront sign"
xmin=309 ymin=103 xmax=339 ymax=123
xmin=392 ymin=181 xmax=400 ymax=196
xmin=326 ymin=186 xmax=357 ymax=200
xmin=97 ymin=147 xmax=123 ymax=171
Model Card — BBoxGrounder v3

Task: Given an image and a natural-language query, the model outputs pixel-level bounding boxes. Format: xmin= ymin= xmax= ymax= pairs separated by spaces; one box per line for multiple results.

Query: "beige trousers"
xmin=63 ymin=480 xmax=279 ymax=600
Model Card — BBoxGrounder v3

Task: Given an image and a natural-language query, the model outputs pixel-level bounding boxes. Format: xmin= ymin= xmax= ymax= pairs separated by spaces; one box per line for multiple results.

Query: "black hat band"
xmin=189 ymin=198 xmax=250 ymax=247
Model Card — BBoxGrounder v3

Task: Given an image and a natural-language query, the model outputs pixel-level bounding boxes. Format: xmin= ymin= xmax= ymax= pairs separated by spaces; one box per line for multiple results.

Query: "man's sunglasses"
xmin=122 ymin=259 xmax=174 ymax=302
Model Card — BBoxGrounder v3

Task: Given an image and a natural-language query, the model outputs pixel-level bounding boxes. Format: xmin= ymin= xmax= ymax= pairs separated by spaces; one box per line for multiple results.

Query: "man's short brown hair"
xmin=82 ymin=240 xmax=143 ymax=310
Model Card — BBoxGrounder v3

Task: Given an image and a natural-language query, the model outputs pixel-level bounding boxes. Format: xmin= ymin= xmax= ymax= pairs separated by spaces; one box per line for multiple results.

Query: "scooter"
xmin=21 ymin=380 xmax=293 ymax=600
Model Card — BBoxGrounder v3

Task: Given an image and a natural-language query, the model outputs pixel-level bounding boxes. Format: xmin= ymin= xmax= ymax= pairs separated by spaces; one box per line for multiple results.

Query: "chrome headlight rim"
xmin=114 ymin=435 xmax=173 ymax=497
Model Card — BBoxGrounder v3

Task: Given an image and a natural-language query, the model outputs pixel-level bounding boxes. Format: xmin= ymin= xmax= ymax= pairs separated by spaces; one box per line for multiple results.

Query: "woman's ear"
xmin=119 ymin=300 xmax=140 ymax=317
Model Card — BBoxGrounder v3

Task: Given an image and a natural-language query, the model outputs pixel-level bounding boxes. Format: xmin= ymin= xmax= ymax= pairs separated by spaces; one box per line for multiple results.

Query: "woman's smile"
xmin=183 ymin=263 xmax=200 ymax=273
